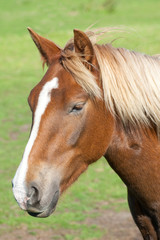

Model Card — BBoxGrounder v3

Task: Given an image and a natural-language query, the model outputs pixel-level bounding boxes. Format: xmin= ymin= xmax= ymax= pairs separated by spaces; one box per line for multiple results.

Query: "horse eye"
xmin=71 ymin=103 xmax=85 ymax=113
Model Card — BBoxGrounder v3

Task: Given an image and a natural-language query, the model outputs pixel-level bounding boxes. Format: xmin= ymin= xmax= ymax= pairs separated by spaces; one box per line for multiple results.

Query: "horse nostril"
xmin=27 ymin=183 xmax=41 ymax=207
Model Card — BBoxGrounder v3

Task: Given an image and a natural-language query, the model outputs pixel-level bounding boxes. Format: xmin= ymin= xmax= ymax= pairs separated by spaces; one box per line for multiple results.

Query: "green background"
xmin=0 ymin=0 xmax=160 ymax=239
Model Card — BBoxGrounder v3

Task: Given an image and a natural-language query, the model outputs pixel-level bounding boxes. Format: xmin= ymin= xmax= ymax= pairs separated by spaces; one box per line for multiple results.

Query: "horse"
xmin=12 ymin=27 xmax=160 ymax=240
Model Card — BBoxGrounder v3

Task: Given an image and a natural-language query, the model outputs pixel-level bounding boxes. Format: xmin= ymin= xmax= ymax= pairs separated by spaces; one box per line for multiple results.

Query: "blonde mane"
xmin=62 ymin=29 xmax=160 ymax=126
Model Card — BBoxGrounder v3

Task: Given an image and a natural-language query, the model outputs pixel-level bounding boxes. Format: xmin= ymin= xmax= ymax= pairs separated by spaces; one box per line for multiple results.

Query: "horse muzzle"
xmin=12 ymin=181 xmax=60 ymax=218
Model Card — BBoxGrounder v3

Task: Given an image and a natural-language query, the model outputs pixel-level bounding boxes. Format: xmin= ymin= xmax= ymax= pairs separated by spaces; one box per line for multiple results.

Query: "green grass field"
xmin=0 ymin=0 xmax=160 ymax=239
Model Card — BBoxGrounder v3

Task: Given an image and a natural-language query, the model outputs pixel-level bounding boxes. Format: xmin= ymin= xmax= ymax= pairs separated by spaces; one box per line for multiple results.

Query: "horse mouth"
xmin=28 ymin=206 xmax=56 ymax=218
xmin=27 ymin=190 xmax=59 ymax=218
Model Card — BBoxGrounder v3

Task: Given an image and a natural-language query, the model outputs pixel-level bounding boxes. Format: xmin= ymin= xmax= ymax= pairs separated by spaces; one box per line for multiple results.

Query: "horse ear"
xmin=73 ymin=29 xmax=94 ymax=64
xmin=27 ymin=27 xmax=61 ymax=66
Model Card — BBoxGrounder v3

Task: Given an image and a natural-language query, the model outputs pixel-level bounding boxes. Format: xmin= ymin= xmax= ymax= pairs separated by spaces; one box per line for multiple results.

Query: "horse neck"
xmin=104 ymin=120 xmax=158 ymax=187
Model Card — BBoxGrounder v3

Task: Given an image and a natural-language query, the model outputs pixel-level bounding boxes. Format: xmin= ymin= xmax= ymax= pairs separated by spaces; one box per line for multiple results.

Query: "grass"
xmin=0 ymin=0 xmax=160 ymax=239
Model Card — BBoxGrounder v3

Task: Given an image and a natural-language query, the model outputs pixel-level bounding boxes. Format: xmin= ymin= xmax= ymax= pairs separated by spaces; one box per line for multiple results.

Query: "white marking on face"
xmin=12 ymin=77 xmax=59 ymax=209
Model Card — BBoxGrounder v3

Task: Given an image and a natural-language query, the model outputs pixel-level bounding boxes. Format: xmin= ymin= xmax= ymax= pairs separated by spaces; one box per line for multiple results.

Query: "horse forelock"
xmin=61 ymin=28 xmax=160 ymax=128
xmin=61 ymin=45 xmax=102 ymax=100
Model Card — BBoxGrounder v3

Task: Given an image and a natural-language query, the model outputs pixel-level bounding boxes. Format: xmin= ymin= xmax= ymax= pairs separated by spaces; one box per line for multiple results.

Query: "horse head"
xmin=12 ymin=29 xmax=114 ymax=217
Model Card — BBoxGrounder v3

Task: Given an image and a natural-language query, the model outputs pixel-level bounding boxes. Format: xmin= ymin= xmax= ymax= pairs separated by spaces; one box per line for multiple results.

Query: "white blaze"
xmin=12 ymin=77 xmax=59 ymax=209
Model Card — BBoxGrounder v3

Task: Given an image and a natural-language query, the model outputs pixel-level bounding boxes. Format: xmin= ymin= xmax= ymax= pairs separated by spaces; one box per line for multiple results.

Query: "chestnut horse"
xmin=12 ymin=28 xmax=160 ymax=239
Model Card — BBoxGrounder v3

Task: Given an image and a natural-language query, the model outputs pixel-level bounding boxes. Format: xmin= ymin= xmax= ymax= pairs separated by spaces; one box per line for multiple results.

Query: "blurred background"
xmin=0 ymin=0 xmax=160 ymax=239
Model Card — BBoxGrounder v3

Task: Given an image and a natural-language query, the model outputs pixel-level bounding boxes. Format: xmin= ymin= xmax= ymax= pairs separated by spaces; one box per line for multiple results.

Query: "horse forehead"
xmin=29 ymin=65 xmax=84 ymax=111
xmin=29 ymin=72 xmax=61 ymax=101
xmin=40 ymin=77 xmax=60 ymax=99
